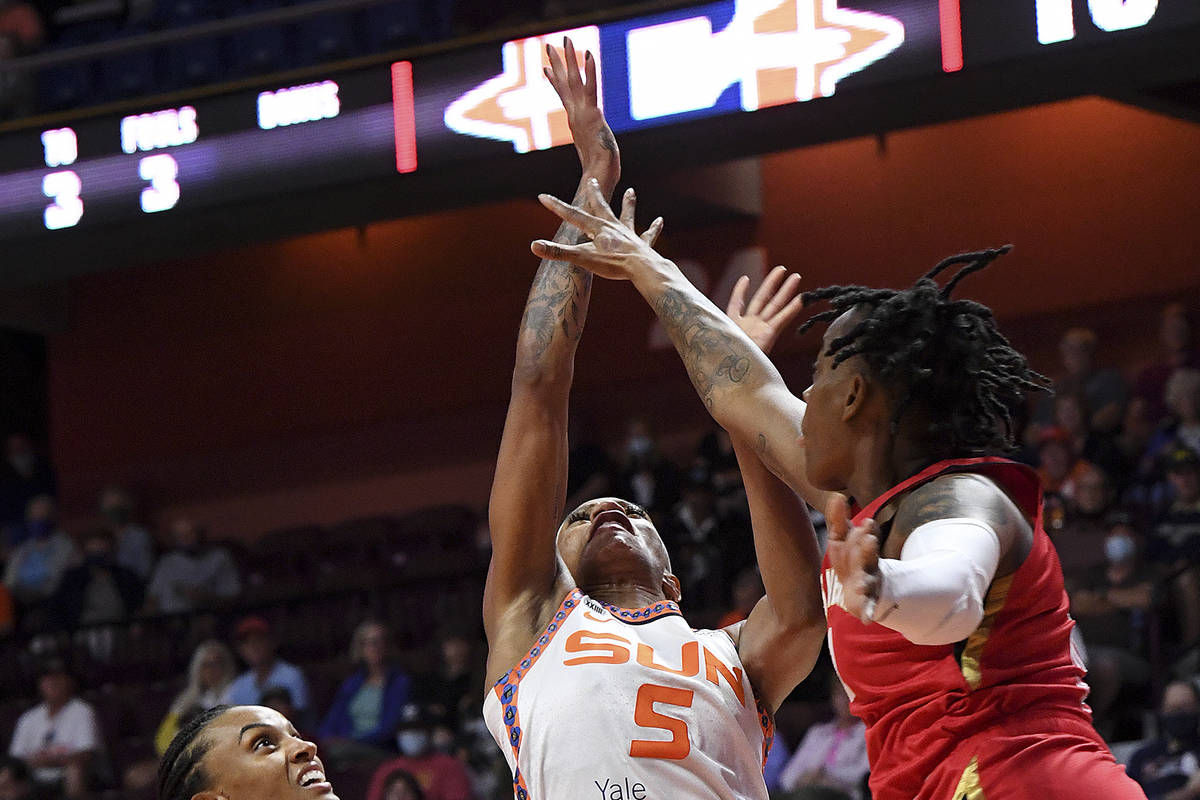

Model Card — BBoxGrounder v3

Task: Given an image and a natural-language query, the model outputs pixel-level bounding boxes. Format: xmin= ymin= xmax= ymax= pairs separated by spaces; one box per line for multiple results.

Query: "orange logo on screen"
xmin=752 ymin=0 xmax=900 ymax=108
xmin=444 ymin=26 xmax=602 ymax=154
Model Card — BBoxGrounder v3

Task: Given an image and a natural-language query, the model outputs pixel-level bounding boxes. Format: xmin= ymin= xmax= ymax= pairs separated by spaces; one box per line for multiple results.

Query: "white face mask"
xmin=1105 ymin=534 xmax=1136 ymax=564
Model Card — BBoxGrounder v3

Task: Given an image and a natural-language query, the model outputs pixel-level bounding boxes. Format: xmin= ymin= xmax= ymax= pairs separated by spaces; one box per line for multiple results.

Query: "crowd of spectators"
xmin=1 ymin=300 xmax=1198 ymax=800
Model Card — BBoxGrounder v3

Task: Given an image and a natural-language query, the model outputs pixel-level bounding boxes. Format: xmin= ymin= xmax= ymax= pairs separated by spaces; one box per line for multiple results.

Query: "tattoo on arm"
xmin=519 ymin=210 xmax=594 ymax=363
xmin=654 ymin=288 xmax=753 ymax=409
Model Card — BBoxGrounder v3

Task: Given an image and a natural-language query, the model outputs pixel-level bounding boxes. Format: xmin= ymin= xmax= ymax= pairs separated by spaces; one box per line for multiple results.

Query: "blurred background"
xmin=0 ymin=1 xmax=1198 ymax=799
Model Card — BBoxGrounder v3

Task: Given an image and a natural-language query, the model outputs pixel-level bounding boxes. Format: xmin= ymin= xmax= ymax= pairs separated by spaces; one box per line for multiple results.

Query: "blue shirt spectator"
xmin=223 ymin=616 xmax=310 ymax=715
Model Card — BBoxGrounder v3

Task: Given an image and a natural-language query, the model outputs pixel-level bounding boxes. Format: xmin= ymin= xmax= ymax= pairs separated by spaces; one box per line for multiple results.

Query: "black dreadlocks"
xmin=798 ymin=245 xmax=1050 ymax=455
xmin=158 ymin=704 xmax=230 ymax=800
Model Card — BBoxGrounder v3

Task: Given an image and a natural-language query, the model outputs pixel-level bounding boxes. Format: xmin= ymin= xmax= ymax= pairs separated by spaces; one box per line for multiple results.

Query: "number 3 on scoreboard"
xmin=42 ymin=170 xmax=83 ymax=230
xmin=139 ymin=154 xmax=180 ymax=214
xmin=629 ymin=683 xmax=693 ymax=760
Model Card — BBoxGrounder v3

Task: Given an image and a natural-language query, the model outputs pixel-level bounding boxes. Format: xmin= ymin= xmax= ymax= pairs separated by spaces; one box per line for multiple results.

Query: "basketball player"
xmin=529 ymin=185 xmax=1147 ymax=797
xmin=484 ymin=40 xmax=824 ymax=799
xmin=158 ymin=705 xmax=337 ymax=800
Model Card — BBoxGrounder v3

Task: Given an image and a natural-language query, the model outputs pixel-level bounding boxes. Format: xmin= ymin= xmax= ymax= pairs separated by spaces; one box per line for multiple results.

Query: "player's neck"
xmin=582 ymin=580 xmax=666 ymax=610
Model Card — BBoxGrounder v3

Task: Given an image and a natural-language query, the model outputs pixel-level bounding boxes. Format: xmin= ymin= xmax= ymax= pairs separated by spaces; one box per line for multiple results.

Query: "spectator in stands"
xmin=1164 ymin=369 xmax=1200 ymax=459
xmin=97 ymin=486 xmax=154 ymax=581
xmin=7 ymin=657 xmax=100 ymax=799
xmin=1052 ymin=465 xmax=1117 ymax=586
xmin=318 ymin=620 xmax=410 ymax=765
xmin=366 ymin=705 xmax=473 ymax=800
xmin=777 ymin=675 xmax=869 ymax=799
xmin=1043 ymin=327 xmax=1129 ymax=434
xmin=0 ymin=434 xmax=55 ymax=545
xmin=224 ymin=616 xmax=311 ymax=723
xmin=0 ymin=756 xmax=33 ymax=800
xmin=0 ymin=581 xmax=13 ymax=636
xmin=260 ymin=687 xmax=299 ymax=721
xmin=1153 ymin=446 xmax=1200 ymax=651
xmin=1128 ymin=679 xmax=1200 ymax=800
xmin=374 ymin=766 xmax=425 ymax=800
xmin=613 ymin=416 xmax=680 ymax=517
xmin=1068 ymin=522 xmax=1157 ymax=739
xmin=1054 ymin=391 xmax=1130 ymax=492
xmin=4 ymin=495 xmax=75 ymax=614
xmin=154 ymin=640 xmax=237 ymax=755
xmin=662 ymin=476 xmax=725 ymax=610
xmin=55 ymin=528 xmax=145 ymax=629
xmin=412 ymin=630 xmax=481 ymax=734
xmin=1136 ymin=303 xmax=1199 ymax=427
xmin=145 ymin=516 xmax=240 ymax=614
xmin=1036 ymin=427 xmax=1095 ymax=527
xmin=716 ymin=565 xmax=764 ymax=628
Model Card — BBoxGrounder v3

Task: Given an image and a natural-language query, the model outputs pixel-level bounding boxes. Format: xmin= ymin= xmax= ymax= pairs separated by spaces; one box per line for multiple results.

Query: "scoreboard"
xmin=1 ymin=0 xmax=1198 ymax=270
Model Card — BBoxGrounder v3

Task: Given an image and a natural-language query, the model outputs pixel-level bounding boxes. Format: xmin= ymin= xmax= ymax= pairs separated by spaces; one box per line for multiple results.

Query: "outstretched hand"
xmin=545 ymin=37 xmax=618 ymax=186
xmin=726 ymin=266 xmax=804 ymax=355
xmin=825 ymin=494 xmax=882 ymax=624
xmin=531 ymin=179 xmax=663 ymax=280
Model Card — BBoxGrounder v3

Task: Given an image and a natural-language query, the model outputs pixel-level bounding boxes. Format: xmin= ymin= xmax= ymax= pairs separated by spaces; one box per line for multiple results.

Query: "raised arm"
xmin=722 ymin=273 xmax=825 ymax=711
xmin=530 ymin=184 xmax=836 ymax=509
xmin=484 ymin=39 xmax=622 ymax=682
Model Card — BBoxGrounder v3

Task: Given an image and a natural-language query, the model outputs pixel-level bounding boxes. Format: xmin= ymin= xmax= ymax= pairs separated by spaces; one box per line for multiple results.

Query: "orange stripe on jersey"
xmin=492 ymin=588 xmax=582 ymax=800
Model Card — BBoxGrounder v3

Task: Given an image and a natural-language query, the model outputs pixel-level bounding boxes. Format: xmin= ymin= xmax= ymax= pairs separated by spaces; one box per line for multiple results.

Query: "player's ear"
xmin=662 ymin=572 xmax=682 ymax=603
xmin=840 ymin=369 xmax=867 ymax=423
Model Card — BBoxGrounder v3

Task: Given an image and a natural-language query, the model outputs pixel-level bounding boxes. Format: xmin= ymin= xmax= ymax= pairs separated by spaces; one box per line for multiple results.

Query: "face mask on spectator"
xmin=1104 ymin=534 xmax=1135 ymax=564
xmin=396 ymin=730 xmax=429 ymax=757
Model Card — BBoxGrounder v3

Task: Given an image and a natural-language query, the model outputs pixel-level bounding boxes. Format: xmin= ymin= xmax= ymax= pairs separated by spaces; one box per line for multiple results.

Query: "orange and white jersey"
xmin=483 ymin=589 xmax=773 ymax=800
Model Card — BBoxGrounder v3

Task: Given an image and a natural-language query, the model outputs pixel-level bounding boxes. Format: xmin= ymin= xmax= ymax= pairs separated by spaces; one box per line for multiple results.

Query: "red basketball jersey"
xmin=822 ymin=457 xmax=1111 ymax=799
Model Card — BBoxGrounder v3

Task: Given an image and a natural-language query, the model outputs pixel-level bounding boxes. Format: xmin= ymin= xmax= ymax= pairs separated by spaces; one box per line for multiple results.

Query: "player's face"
xmin=801 ymin=308 xmax=865 ymax=491
xmin=556 ymin=497 xmax=676 ymax=598
xmin=195 ymin=706 xmax=338 ymax=800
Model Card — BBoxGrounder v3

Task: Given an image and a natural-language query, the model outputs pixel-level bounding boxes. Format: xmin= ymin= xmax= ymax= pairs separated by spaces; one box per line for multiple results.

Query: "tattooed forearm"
xmin=518 ymin=185 xmax=601 ymax=366
xmin=654 ymin=288 xmax=754 ymax=409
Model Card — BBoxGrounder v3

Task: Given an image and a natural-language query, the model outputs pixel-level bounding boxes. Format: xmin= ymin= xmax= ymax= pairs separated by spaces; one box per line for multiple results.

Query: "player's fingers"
xmin=726 ymin=275 xmax=750 ymax=317
xmin=531 ymin=238 xmax=590 ymax=263
xmin=545 ymin=43 xmax=565 ymax=90
xmin=641 ymin=217 xmax=664 ymax=247
xmin=826 ymin=494 xmax=849 ymax=542
xmin=762 ymin=272 xmax=802 ymax=319
xmin=584 ymin=51 xmax=598 ymax=105
xmin=770 ymin=290 xmax=806 ymax=332
xmin=618 ymin=188 xmax=636 ymax=229
xmin=564 ymin=37 xmax=583 ymax=93
xmin=746 ymin=265 xmax=787 ymax=316
xmin=538 ymin=193 xmax=603 ymax=235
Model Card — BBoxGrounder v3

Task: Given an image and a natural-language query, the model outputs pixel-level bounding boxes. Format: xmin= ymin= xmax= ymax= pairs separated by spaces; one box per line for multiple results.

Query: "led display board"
xmin=0 ymin=0 xmax=1197 ymax=252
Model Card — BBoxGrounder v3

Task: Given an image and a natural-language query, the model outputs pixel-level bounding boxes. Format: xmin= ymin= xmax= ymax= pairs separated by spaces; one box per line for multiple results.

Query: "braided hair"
xmin=158 ymin=704 xmax=231 ymax=800
xmin=799 ymin=245 xmax=1049 ymax=454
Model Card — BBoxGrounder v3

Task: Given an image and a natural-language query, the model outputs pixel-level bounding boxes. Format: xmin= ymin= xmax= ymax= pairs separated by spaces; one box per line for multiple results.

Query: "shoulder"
xmin=66 ymin=697 xmax=98 ymax=720
xmin=893 ymin=472 xmax=1029 ymax=536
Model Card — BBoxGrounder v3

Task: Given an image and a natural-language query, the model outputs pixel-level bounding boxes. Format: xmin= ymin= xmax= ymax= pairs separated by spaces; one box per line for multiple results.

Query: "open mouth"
xmin=298 ymin=768 xmax=328 ymax=788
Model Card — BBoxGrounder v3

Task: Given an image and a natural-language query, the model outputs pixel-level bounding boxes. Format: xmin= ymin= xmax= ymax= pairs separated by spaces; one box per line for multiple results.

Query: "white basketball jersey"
xmin=483 ymin=589 xmax=773 ymax=800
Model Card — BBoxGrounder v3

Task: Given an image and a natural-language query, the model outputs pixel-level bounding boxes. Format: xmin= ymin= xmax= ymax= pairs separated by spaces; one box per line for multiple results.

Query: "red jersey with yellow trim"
xmin=822 ymin=457 xmax=1142 ymax=800
xmin=483 ymin=589 xmax=773 ymax=800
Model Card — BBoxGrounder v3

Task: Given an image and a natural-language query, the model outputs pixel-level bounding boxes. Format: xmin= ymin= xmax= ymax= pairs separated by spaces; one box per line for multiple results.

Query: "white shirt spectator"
xmin=147 ymin=546 xmax=240 ymax=614
xmin=8 ymin=697 xmax=100 ymax=784
xmin=778 ymin=717 xmax=870 ymax=799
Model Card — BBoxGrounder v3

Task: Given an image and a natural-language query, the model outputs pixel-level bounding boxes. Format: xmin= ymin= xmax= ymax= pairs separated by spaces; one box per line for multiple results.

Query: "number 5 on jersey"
xmin=630 ymin=683 xmax=693 ymax=760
